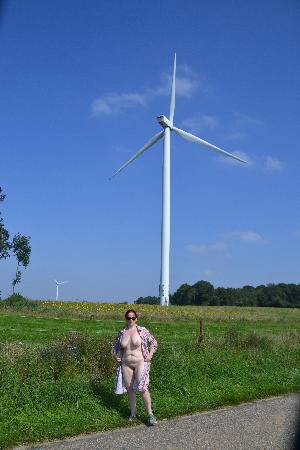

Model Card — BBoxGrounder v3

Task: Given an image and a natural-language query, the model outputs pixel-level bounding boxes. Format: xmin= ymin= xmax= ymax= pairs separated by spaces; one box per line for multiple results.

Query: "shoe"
xmin=148 ymin=413 xmax=157 ymax=426
xmin=129 ymin=414 xmax=136 ymax=422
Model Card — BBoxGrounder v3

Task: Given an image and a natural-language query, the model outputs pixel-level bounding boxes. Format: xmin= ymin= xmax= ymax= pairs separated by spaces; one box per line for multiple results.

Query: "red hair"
xmin=125 ymin=309 xmax=138 ymax=319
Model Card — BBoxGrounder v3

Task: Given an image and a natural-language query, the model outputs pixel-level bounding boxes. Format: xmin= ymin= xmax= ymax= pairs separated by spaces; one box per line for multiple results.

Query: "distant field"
xmin=0 ymin=303 xmax=299 ymax=449
xmin=1 ymin=298 xmax=300 ymax=322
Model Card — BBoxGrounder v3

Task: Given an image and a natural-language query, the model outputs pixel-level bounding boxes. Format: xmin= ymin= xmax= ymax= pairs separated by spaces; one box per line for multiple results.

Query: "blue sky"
xmin=1 ymin=0 xmax=299 ymax=301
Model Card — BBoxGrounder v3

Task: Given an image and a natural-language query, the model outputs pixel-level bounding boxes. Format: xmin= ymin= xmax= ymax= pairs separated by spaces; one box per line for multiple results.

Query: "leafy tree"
xmin=11 ymin=233 xmax=31 ymax=293
xmin=12 ymin=269 xmax=21 ymax=294
xmin=171 ymin=283 xmax=192 ymax=305
xmin=240 ymin=285 xmax=256 ymax=306
xmin=135 ymin=296 xmax=160 ymax=305
xmin=0 ymin=188 xmax=11 ymax=260
xmin=192 ymin=280 xmax=214 ymax=305
xmin=170 ymin=280 xmax=300 ymax=308
xmin=213 ymin=287 xmax=227 ymax=305
xmin=0 ymin=187 xmax=31 ymax=295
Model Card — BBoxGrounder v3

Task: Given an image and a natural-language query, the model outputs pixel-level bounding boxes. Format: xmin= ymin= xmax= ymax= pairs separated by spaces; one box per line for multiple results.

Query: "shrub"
xmin=39 ymin=332 xmax=115 ymax=382
xmin=223 ymin=327 xmax=272 ymax=350
xmin=240 ymin=332 xmax=272 ymax=349
xmin=2 ymin=293 xmax=37 ymax=310
xmin=39 ymin=342 xmax=75 ymax=381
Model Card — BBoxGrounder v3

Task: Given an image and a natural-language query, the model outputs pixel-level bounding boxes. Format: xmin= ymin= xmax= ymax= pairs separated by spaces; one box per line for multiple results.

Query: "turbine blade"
xmin=110 ymin=131 xmax=164 ymax=179
xmin=172 ymin=126 xmax=247 ymax=163
xmin=169 ymin=53 xmax=176 ymax=125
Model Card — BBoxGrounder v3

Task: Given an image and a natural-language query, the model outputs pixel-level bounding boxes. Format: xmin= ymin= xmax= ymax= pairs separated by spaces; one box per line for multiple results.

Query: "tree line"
xmin=135 ymin=280 xmax=300 ymax=307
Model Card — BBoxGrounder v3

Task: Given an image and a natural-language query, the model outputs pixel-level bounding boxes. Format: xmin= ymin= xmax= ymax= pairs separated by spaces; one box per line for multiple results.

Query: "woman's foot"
xmin=148 ymin=413 xmax=157 ymax=426
xmin=128 ymin=414 xmax=136 ymax=422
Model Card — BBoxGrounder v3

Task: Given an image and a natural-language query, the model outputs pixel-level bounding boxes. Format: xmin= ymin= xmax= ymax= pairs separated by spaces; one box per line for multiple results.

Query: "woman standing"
xmin=112 ymin=309 xmax=158 ymax=426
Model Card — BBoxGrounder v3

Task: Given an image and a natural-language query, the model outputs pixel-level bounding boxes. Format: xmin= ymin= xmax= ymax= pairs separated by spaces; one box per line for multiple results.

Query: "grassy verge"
xmin=0 ymin=309 xmax=299 ymax=448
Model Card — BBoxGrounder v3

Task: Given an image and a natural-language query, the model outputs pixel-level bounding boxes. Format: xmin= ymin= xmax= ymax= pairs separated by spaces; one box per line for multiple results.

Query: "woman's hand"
xmin=112 ymin=352 xmax=122 ymax=363
xmin=144 ymin=356 xmax=152 ymax=362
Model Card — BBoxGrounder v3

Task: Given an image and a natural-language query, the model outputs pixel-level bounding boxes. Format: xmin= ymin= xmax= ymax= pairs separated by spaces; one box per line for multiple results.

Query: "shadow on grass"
xmin=91 ymin=379 xmax=129 ymax=420
xmin=91 ymin=379 xmax=151 ymax=426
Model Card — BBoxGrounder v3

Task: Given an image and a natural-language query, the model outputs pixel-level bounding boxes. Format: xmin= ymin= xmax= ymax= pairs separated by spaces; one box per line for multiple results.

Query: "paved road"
xmin=15 ymin=394 xmax=299 ymax=450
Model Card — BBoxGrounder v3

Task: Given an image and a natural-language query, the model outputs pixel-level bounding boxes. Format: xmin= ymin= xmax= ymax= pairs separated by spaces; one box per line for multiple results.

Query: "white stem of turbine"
xmin=160 ymin=127 xmax=171 ymax=306
xmin=56 ymin=285 xmax=59 ymax=301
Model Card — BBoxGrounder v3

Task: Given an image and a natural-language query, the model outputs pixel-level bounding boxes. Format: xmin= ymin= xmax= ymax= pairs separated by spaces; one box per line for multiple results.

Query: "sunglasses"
xmin=126 ymin=316 xmax=136 ymax=321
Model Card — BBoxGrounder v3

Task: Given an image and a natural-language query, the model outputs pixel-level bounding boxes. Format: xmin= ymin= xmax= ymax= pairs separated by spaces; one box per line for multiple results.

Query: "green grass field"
xmin=0 ymin=303 xmax=299 ymax=449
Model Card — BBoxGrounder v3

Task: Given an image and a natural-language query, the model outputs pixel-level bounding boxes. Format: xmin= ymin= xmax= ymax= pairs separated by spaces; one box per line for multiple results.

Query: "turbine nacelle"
xmin=157 ymin=115 xmax=172 ymax=129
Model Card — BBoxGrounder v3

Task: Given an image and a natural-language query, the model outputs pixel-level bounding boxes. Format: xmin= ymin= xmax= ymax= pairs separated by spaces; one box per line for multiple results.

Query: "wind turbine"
xmin=54 ymin=280 xmax=68 ymax=301
xmin=111 ymin=54 xmax=247 ymax=306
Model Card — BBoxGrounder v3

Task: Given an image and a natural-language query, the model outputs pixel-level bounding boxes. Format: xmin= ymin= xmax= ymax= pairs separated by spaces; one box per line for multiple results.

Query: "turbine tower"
xmin=111 ymin=54 xmax=247 ymax=306
xmin=54 ymin=279 xmax=68 ymax=301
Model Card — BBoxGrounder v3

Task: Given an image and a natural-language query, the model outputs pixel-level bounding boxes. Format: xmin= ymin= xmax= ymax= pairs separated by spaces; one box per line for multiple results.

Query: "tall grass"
xmin=0 ymin=323 xmax=299 ymax=449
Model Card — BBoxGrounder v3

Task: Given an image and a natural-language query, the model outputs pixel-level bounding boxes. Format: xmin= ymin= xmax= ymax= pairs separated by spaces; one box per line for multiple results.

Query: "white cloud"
xmin=264 ymin=156 xmax=282 ymax=171
xmin=223 ymin=112 xmax=263 ymax=142
xmin=157 ymin=72 xmax=199 ymax=99
xmin=234 ymin=112 xmax=263 ymax=127
xmin=92 ymin=64 xmax=203 ymax=116
xmin=217 ymin=150 xmax=283 ymax=172
xmin=181 ymin=115 xmax=218 ymax=134
xmin=176 ymin=76 xmax=199 ymax=97
xmin=211 ymin=241 xmax=228 ymax=250
xmin=187 ymin=241 xmax=228 ymax=254
xmin=174 ymin=63 xmax=205 ymax=97
xmin=178 ymin=64 xmax=198 ymax=78
xmin=187 ymin=230 xmax=267 ymax=261
xmin=92 ymin=92 xmax=147 ymax=116
xmin=187 ymin=244 xmax=208 ymax=254
xmin=224 ymin=131 xmax=246 ymax=141
xmin=229 ymin=231 xmax=267 ymax=243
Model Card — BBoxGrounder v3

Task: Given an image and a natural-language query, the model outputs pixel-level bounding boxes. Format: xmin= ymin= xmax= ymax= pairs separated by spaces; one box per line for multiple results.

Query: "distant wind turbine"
xmin=54 ymin=280 xmax=68 ymax=301
xmin=111 ymin=54 xmax=247 ymax=306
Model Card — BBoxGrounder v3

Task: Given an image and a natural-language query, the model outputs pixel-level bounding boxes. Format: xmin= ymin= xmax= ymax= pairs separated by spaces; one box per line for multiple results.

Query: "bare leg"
xmin=122 ymin=364 xmax=136 ymax=416
xmin=134 ymin=362 xmax=153 ymax=416
xmin=127 ymin=387 xmax=137 ymax=416
xmin=141 ymin=390 xmax=152 ymax=415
